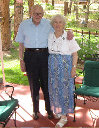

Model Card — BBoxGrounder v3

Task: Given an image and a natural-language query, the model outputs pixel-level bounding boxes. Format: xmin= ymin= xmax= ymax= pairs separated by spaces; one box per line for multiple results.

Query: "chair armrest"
xmin=4 ymin=85 xmax=14 ymax=99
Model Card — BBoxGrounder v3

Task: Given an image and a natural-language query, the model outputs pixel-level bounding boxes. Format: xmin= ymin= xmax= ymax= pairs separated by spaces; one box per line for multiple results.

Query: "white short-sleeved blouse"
xmin=48 ymin=31 xmax=80 ymax=55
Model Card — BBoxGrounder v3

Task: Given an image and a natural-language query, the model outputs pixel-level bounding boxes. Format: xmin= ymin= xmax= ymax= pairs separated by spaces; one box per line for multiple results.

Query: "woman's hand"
xmin=71 ymin=67 xmax=76 ymax=78
xmin=20 ymin=60 xmax=26 ymax=72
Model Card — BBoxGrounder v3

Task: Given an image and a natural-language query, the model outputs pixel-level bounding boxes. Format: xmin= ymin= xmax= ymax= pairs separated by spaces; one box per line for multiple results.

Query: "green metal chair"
xmin=0 ymin=85 xmax=19 ymax=127
xmin=74 ymin=60 xmax=99 ymax=121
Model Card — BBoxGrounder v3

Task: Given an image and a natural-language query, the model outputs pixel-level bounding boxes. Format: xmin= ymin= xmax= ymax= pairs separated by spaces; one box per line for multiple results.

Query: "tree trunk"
xmin=0 ymin=0 xmax=11 ymax=51
xmin=28 ymin=0 xmax=34 ymax=18
xmin=64 ymin=2 xmax=68 ymax=16
xmin=14 ymin=0 xmax=23 ymax=39
xmin=68 ymin=1 xmax=72 ymax=14
xmin=75 ymin=2 xmax=79 ymax=21
xmin=45 ymin=0 xmax=48 ymax=3
xmin=52 ymin=0 xmax=54 ymax=6
xmin=84 ymin=0 xmax=90 ymax=27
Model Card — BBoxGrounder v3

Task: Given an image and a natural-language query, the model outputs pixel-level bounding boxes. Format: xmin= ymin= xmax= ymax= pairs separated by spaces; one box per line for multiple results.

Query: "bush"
xmin=66 ymin=20 xmax=78 ymax=28
xmin=75 ymin=34 xmax=99 ymax=61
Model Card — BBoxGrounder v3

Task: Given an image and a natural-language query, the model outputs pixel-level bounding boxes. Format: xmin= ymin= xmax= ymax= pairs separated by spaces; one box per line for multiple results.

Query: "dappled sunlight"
xmin=39 ymin=99 xmax=46 ymax=116
xmin=75 ymin=106 xmax=83 ymax=111
xmin=74 ymin=112 xmax=83 ymax=118
xmin=69 ymin=112 xmax=82 ymax=118
xmin=77 ymin=96 xmax=85 ymax=100
xmin=11 ymin=84 xmax=31 ymax=98
xmin=88 ymin=109 xmax=99 ymax=119
xmin=4 ymin=53 xmax=11 ymax=57
xmin=5 ymin=60 xmax=19 ymax=67
xmin=1 ymin=84 xmax=99 ymax=127
xmin=70 ymin=106 xmax=85 ymax=118
xmin=16 ymin=106 xmax=33 ymax=122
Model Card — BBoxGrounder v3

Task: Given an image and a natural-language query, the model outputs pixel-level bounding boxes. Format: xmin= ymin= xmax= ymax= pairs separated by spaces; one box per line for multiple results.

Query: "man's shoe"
xmin=48 ymin=112 xmax=54 ymax=119
xmin=33 ymin=112 xmax=39 ymax=120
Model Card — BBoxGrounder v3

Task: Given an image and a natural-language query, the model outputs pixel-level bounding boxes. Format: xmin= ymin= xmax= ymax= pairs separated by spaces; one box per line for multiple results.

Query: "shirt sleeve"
xmin=69 ymin=37 xmax=81 ymax=53
xmin=15 ymin=22 xmax=25 ymax=43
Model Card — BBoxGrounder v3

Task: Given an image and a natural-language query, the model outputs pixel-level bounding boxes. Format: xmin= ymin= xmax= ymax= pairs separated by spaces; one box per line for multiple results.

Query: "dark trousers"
xmin=24 ymin=50 xmax=51 ymax=114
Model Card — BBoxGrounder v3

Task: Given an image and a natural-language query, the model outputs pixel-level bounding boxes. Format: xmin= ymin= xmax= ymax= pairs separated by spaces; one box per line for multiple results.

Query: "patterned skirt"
xmin=48 ymin=54 xmax=75 ymax=115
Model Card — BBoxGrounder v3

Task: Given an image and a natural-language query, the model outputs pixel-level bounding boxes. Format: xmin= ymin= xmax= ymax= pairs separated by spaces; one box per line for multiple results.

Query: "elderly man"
xmin=15 ymin=4 xmax=73 ymax=120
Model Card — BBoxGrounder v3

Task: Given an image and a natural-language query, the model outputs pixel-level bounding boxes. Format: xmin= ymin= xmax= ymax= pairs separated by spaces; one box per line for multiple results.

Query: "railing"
xmin=66 ymin=28 xmax=99 ymax=61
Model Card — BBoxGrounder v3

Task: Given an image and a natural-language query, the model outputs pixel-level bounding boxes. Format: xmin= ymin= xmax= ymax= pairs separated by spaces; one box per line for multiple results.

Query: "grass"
xmin=0 ymin=42 xmax=29 ymax=85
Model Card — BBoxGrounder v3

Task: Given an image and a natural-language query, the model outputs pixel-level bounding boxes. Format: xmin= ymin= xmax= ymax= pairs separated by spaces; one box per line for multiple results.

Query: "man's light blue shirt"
xmin=15 ymin=18 xmax=53 ymax=48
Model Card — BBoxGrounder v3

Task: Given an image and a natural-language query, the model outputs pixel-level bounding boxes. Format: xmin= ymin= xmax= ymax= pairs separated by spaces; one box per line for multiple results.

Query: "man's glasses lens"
xmin=33 ymin=13 xmax=42 ymax=16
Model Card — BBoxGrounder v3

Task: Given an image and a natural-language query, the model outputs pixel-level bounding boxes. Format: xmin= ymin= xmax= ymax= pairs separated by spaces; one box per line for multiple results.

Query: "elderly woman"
xmin=48 ymin=14 xmax=80 ymax=128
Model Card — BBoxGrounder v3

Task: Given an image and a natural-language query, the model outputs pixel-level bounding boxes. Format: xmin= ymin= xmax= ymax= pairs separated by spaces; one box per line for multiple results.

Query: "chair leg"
xmin=73 ymin=93 xmax=77 ymax=122
xmin=13 ymin=109 xmax=17 ymax=127
xmin=84 ymin=97 xmax=86 ymax=104
xmin=2 ymin=123 xmax=6 ymax=128
xmin=73 ymin=111 xmax=76 ymax=122
xmin=3 ymin=124 xmax=5 ymax=128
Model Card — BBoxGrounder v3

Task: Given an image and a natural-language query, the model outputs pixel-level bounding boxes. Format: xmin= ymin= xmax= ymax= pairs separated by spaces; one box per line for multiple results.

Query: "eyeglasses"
xmin=33 ymin=13 xmax=43 ymax=16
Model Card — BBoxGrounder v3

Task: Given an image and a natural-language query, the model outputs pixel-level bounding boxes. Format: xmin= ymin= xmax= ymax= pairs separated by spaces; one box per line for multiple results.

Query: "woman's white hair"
xmin=50 ymin=14 xmax=66 ymax=27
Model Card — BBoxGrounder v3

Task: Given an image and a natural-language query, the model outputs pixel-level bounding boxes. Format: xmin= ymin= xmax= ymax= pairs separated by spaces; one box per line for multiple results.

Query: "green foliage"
xmin=35 ymin=0 xmax=42 ymax=5
xmin=11 ymin=31 xmax=14 ymax=40
xmin=10 ymin=0 xmax=14 ymax=6
xmin=89 ymin=12 xmax=99 ymax=21
xmin=44 ymin=13 xmax=52 ymax=20
xmin=78 ymin=12 xmax=99 ymax=20
xmin=75 ymin=34 xmax=99 ymax=61
xmin=66 ymin=20 xmax=78 ymax=28
xmin=45 ymin=3 xmax=54 ymax=10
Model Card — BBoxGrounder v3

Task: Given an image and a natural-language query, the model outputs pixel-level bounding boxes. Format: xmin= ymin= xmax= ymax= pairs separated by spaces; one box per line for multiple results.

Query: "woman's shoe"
xmin=48 ymin=112 xmax=54 ymax=119
xmin=55 ymin=116 xmax=68 ymax=128
xmin=54 ymin=114 xmax=61 ymax=119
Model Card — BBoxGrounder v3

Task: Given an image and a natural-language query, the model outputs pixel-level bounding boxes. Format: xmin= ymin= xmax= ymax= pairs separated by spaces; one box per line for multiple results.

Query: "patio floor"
xmin=0 ymin=79 xmax=99 ymax=127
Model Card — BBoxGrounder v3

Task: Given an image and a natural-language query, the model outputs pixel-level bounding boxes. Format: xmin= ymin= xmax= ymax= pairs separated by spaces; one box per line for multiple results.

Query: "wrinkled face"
xmin=53 ymin=17 xmax=64 ymax=32
xmin=32 ymin=7 xmax=44 ymax=25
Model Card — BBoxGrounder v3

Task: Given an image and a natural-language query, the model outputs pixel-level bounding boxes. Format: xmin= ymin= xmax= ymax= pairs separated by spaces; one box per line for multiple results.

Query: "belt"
xmin=25 ymin=48 xmax=48 ymax=52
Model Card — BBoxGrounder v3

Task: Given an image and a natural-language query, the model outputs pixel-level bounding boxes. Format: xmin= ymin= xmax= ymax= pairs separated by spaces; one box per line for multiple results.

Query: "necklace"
xmin=51 ymin=34 xmax=61 ymax=53
xmin=51 ymin=32 xmax=66 ymax=53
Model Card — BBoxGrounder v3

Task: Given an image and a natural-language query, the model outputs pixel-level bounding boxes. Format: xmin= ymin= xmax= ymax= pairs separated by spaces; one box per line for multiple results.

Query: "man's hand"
xmin=67 ymin=30 xmax=74 ymax=40
xmin=20 ymin=60 xmax=26 ymax=72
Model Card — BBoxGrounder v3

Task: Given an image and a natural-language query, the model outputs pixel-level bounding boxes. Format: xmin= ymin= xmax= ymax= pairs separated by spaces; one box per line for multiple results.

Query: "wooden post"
xmin=0 ymin=0 xmax=11 ymax=50
xmin=89 ymin=31 xmax=90 ymax=39
xmin=82 ymin=30 xmax=83 ymax=43
xmin=52 ymin=0 xmax=54 ymax=6
xmin=45 ymin=0 xmax=48 ymax=3
xmin=64 ymin=2 xmax=68 ymax=16
xmin=0 ymin=8 xmax=2 ymax=51
xmin=28 ymin=0 xmax=34 ymax=18
xmin=0 ymin=12 xmax=6 ymax=85
xmin=14 ymin=0 xmax=23 ymax=39
xmin=0 ymin=6 xmax=2 ymax=22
